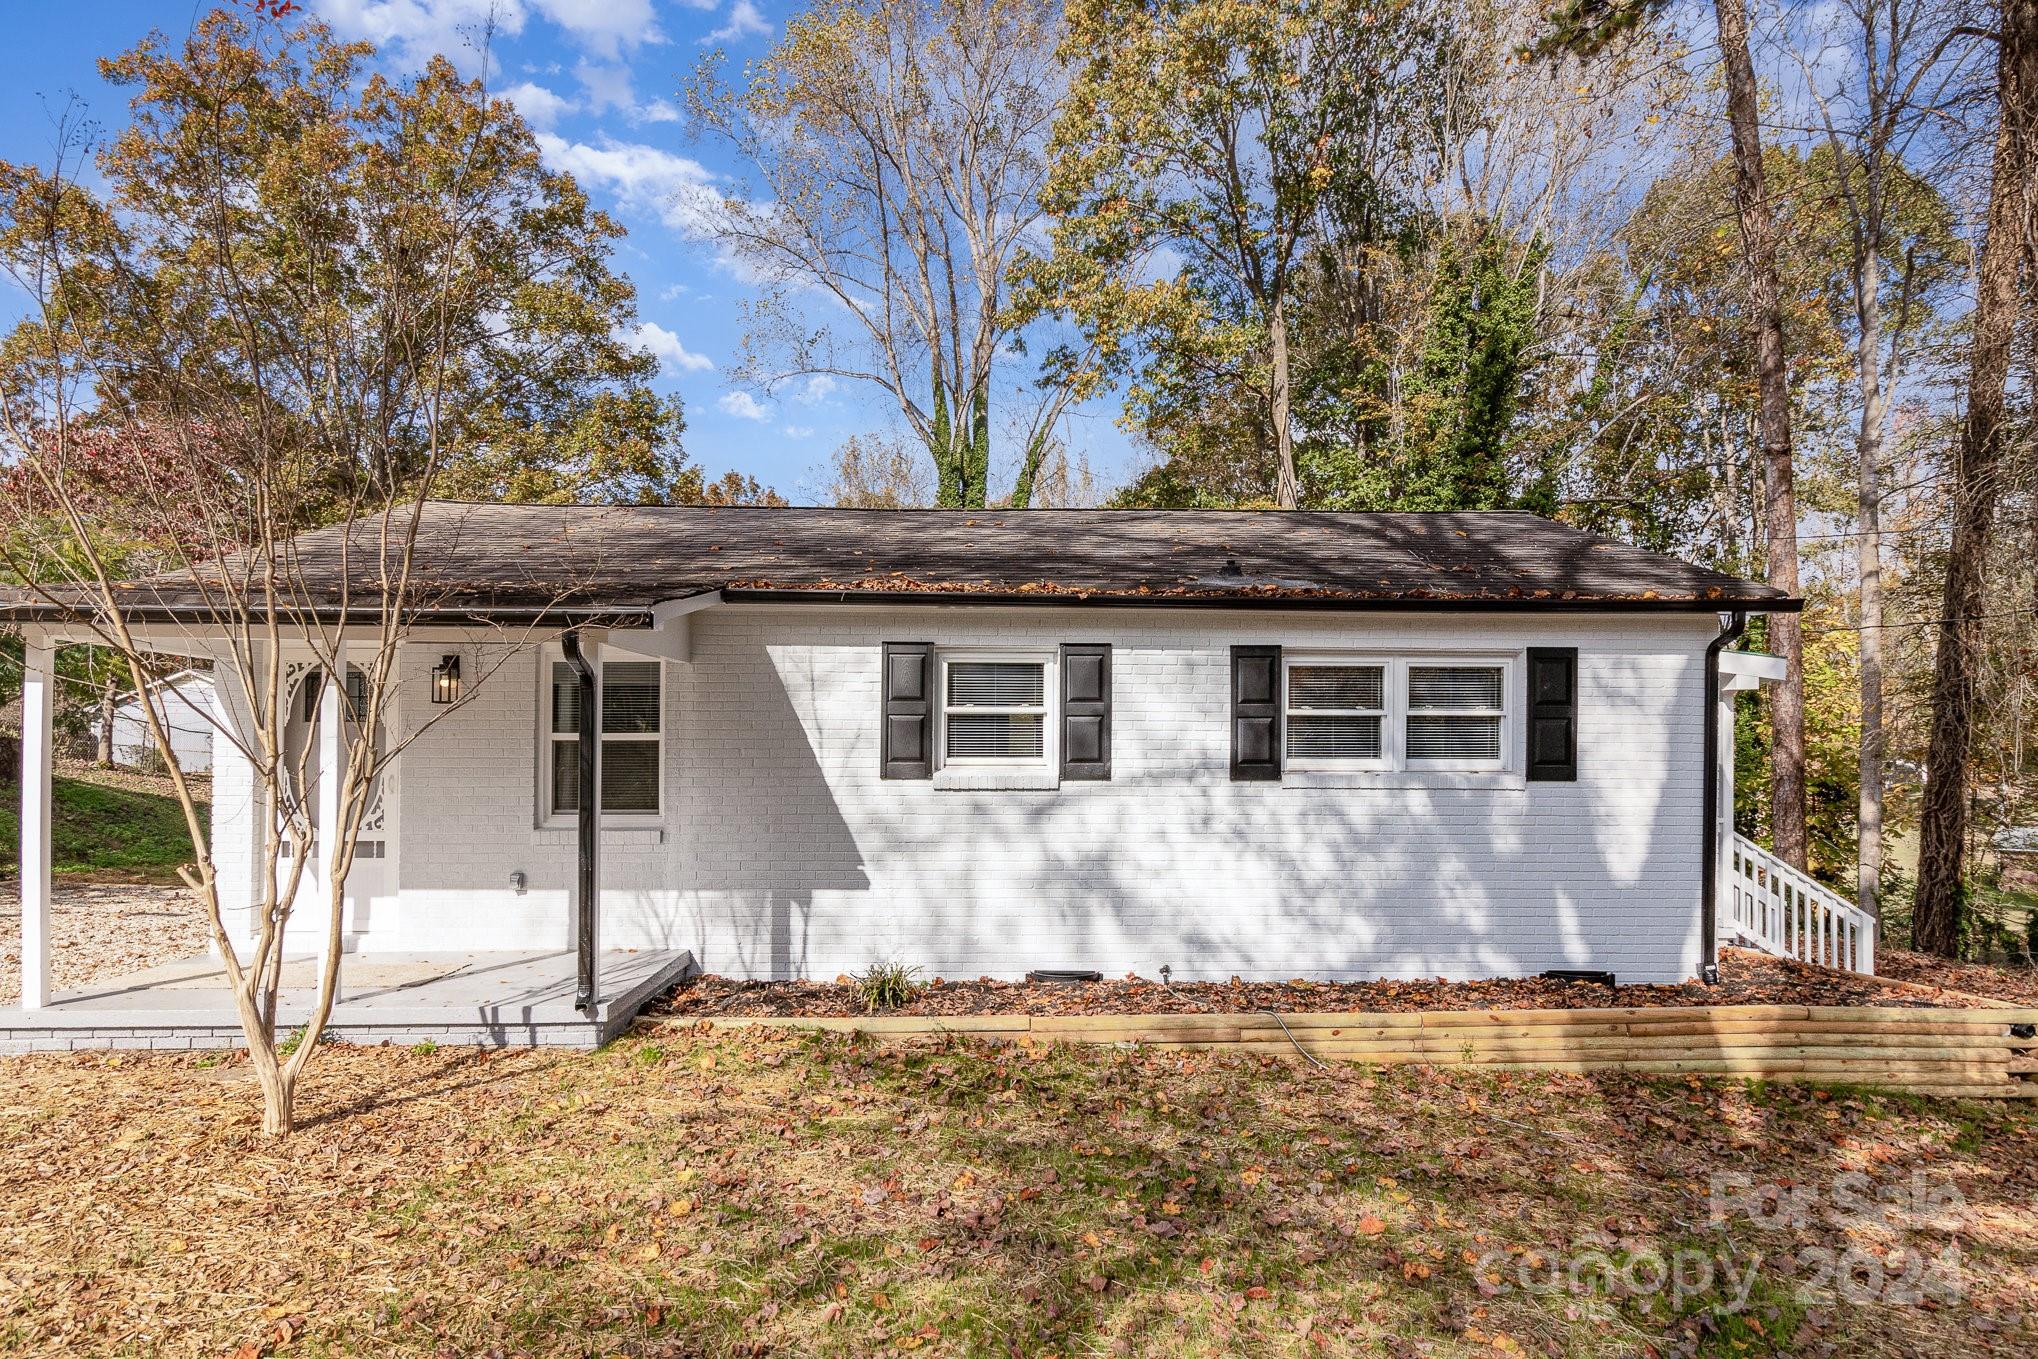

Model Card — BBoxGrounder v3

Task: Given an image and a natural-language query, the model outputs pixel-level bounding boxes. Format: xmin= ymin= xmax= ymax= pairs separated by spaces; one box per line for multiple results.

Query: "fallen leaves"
xmin=654 ymin=947 xmax=2019 ymax=1019
xmin=3 ymin=1020 xmax=2034 ymax=1359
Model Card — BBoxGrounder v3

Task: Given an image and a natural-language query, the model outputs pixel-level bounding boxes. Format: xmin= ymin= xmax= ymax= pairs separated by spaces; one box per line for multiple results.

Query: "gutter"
xmin=561 ymin=627 xmax=600 ymax=1015
xmin=1699 ymin=610 xmax=1749 ymax=984
xmin=715 ymin=587 xmax=1801 ymax=614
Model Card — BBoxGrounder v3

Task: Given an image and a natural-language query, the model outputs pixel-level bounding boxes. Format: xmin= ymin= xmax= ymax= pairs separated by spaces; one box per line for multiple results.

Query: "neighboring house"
xmin=9 ymin=503 xmax=1859 ymax=996
xmin=110 ymin=669 xmax=216 ymax=774
xmin=1994 ymin=827 xmax=2038 ymax=893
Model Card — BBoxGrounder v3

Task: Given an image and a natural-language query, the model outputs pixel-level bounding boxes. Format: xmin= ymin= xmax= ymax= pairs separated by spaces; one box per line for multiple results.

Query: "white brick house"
xmin=10 ymin=503 xmax=1825 ymax=1003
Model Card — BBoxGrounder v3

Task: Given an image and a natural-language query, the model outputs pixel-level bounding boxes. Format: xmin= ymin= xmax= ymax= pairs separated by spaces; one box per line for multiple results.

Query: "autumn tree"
xmin=687 ymin=0 xmax=1080 ymax=508
xmin=0 ymin=13 xmax=663 ymax=1133
xmin=1529 ymin=0 xmax=1810 ymax=869
xmin=1019 ymin=0 xmax=1440 ymax=510
xmin=1794 ymin=0 xmax=1988 ymax=918
xmin=826 ymin=432 xmax=935 ymax=508
xmin=79 ymin=15 xmax=698 ymax=513
xmin=1915 ymin=0 xmax=2038 ymax=956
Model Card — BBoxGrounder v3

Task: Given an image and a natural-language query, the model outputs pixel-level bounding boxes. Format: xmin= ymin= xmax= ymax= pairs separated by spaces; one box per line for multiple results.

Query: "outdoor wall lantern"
xmin=430 ymin=654 xmax=461 ymax=705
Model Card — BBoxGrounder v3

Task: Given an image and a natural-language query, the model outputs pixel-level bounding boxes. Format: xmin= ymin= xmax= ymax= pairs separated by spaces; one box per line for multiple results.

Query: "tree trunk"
xmin=1716 ymin=0 xmax=1806 ymax=867
xmin=1009 ymin=429 xmax=1049 ymax=509
xmin=1269 ymin=293 xmax=1299 ymax=509
xmin=241 ymin=1020 xmax=296 ymax=1136
xmin=1854 ymin=221 xmax=1887 ymax=922
xmin=1915 ymin=0 xmax=2038 ymax=957
xmin=96 ymin=676 xmax=116 ymax=767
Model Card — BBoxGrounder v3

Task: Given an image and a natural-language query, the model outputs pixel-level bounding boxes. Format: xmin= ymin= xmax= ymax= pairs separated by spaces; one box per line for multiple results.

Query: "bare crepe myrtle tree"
xmin=0 ymin=15 xmax=626 ymax=1134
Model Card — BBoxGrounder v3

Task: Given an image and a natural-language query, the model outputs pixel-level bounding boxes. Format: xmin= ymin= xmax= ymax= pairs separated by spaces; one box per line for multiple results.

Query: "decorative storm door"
xmin=279 ymin=658 xmax=400 ymax=948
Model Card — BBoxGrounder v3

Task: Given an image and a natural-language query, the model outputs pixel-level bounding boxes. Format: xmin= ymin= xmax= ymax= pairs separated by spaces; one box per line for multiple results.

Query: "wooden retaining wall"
xmin=655 ymin=1003 xmax=2038 ymax=1099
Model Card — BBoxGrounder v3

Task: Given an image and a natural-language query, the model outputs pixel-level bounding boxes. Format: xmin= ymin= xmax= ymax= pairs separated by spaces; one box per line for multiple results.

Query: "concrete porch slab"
xmin=0 ymin=947 xmax=697 ymax=1052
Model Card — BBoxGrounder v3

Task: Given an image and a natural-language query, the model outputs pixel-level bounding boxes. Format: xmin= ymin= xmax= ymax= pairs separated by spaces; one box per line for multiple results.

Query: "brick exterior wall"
xmin=213 ymin=605 xmax=1720 ymax=984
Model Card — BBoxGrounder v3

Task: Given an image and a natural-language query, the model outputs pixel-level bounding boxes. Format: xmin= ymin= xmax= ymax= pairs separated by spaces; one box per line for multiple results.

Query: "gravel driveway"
xmin=0 ymin=880 xmax=210 ymax=1005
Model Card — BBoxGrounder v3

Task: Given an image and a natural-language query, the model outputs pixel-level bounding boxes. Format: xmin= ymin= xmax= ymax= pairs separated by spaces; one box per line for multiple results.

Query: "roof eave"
xmin=0 ymin=585 xmax=1800 ymax=627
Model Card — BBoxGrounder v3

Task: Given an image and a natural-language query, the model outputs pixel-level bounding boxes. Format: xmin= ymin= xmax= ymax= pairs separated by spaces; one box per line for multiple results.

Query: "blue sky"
xmin=0 ymin=2 xmax=1139 ymax=503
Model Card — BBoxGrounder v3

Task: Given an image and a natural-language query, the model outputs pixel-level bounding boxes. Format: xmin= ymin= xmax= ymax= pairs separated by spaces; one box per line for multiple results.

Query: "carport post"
xmin=562 ymin=628 xmax=601 ymax=1013
xmin=18 ymin=637 xmax=54 ymax=1009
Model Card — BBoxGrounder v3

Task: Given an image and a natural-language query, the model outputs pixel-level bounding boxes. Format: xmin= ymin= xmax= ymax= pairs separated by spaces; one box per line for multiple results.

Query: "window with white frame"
xmin=547 ymin=658 xmax=662 ymax=815
xmin=1405 ymin=663 xmax=1505 ymax=764
xmin=1284 ymin=655 xmax=1512 ymax=772
xmin=939 ymin=653 xmax=1052 ymax=766
xmin=1286 ymin=662 xmax=1388 ymax=765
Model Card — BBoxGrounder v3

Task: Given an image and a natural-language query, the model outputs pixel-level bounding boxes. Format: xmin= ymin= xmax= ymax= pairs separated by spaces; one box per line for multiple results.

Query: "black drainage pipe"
xmin=562 ymin=627 xmax=600 ymax=1014
xmin=1700 ymin=610 xmax=1748 ymax=985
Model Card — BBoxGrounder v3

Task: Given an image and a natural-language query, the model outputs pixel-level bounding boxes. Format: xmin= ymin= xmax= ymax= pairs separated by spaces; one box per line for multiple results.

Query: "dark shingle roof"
xmin=2 ymin=502 xmax=1795 ymax=621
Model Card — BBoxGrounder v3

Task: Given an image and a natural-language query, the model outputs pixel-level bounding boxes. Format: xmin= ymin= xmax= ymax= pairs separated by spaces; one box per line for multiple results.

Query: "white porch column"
xmin=315 ymin=650 xmax=345 ymax=961
xmin=1717 ymin=680 xmax=1738 ymax=932
xmin=18 ymin=639 xmax=55 ymax=1009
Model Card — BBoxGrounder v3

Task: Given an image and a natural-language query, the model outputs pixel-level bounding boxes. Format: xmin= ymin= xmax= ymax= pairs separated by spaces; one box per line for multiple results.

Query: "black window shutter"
xmin=1060 ymin=643 xmax=1112 ymax=781
xmin=1230 ymin=645 xmax=1282 ymax=782
xmin=880 ymin=642 xmax=933 ymax=779
xmin=1525 ymin=646 xmax=1578 ymax=782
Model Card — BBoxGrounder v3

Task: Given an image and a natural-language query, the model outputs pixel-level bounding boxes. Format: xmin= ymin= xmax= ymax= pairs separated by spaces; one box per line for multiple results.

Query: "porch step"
xmin=1721 ymin=834 xmax=1877 ymax=975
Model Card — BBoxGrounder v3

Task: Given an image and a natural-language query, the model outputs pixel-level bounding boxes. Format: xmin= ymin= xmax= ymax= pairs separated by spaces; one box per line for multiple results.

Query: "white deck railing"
xmin=1724 ymin=834 xmax=1877 ymax=975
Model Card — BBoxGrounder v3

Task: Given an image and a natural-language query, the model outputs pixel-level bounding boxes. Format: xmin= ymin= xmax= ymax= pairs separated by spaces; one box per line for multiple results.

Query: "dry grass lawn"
xmin=1 ymin=1029 xmax=2033 ymax=1358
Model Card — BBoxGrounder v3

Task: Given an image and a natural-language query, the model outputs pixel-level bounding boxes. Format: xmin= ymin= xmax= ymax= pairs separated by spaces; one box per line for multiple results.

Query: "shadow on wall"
xmin=674 ymin=636 xmax=1702 ymax=985
xmin=674 ymin=639 xmax=871 ymax=978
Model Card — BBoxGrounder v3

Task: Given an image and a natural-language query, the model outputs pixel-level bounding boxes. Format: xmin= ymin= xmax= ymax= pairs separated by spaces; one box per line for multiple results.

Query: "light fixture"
xmin=430 ymin=654 xmax=461 ymax=704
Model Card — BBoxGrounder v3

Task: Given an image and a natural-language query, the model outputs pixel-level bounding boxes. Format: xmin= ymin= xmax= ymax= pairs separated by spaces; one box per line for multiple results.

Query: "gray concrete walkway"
xmin=0 ymin=947 xmax=697 ymax=1052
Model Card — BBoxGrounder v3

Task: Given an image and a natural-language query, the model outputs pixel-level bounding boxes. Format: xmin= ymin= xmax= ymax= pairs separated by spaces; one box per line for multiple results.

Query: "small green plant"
xmin=851 ymin=960 xmax=923 ymax=1013
xmin=409 ymin=1038 xmax=439 ymax=1055
xmin=277 ymin=1025 xmax=313 ymax=1058
xmin=634 ymin=1042 xmax=665 ymax=1065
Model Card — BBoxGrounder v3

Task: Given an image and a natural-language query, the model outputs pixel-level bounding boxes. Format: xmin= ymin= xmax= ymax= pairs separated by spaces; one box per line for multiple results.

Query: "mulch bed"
xmin=653 ymin=946 xmax=2038 ymax=1019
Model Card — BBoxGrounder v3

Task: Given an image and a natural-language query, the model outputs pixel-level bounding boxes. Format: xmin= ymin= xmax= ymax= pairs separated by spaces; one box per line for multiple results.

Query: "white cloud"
xmin=718 ymin=391 xmax=771 ymax=421
xmin=502 ymin=80 xmax=575 ymax=129
xmin=795 ymin=374 xmax=839 ymax=405
xmin=573 ymin=59 xmax=637 ymax=114
xmin=535 ymin=132 xmax=728 ymax=235
xmin=704 ymin=0 xmax=774 ymax=45
xmin=530 ymin=0 xmax=664 ymax=59
xmin=781 ymin=424 xmax=815 ymax=439
xmin=629 ymin=321 xmax=715 ymax=374
xmin=316 ymin=0 xmax=525 ymax=69
xmin=570 ymin=61 xmax=688 ymax=126
xmin=320 ymin=1 xmax=665 ymax=69
xmin=569 ymin=60 xmax=685 ymax=126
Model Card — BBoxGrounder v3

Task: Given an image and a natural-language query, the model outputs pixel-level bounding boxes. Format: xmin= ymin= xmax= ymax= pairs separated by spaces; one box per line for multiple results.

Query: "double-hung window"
xmin=548 ymin=658 xmax=662 ymax=816
xmin=1405 ymin=664 xmax=1506 ymax=765
xmin=1286 ymin=662 xmax=1389 ymax=767
xmin=939 ymin=653 xmax=1052 ymax=767
xmin=1284 ymin=655 xmax=1512 ymax=773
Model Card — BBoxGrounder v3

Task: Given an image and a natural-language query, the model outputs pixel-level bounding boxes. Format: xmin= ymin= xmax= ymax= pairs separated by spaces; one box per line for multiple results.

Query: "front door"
xmin=280 ymin=662 xmax=399 ymax=949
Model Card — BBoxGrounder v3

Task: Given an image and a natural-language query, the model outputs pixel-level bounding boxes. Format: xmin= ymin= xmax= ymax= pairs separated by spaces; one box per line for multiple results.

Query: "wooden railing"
xmin=1725 ymin=833 xmax=1877 ymax=974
